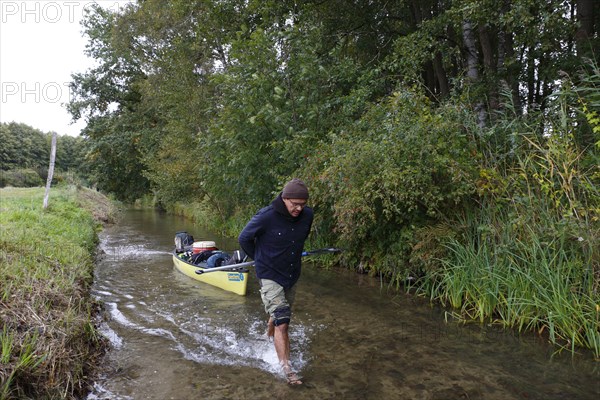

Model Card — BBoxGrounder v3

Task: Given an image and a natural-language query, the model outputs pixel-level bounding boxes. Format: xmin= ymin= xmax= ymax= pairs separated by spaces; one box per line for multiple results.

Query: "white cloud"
xmin=0 ymin=1 xmax=130 ymax=136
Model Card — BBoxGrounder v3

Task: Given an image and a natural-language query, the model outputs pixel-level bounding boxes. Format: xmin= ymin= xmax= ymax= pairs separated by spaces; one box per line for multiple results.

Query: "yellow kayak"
xmin=171 ymin=231 xmax=340 ymax=296
xmin=172 ymin=252 xmax=250 ymax=296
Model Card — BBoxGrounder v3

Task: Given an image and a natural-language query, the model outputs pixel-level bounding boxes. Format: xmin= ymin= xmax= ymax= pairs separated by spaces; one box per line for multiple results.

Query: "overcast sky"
xmin=1 ymin=1 xmax=130 ymax=136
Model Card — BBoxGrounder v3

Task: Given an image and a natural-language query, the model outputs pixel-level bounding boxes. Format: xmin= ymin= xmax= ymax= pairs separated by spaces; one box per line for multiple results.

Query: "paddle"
xmin=194 ymin=260 xmax=254 ymax=275
xmin=301 ymin=247 xmax=342 ymax=256
xmin=195 ymin=247 xmax=342 ymax=275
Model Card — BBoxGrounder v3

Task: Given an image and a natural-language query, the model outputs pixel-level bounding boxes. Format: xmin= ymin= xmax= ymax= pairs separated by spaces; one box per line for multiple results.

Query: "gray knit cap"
xmin=282 ymin=178 xmax=309 ymax=199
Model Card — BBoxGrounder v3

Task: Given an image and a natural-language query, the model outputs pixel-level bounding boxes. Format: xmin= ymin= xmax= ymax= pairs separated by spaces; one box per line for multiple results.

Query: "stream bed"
xmin=87 ymin=209 xmax=599 ymax=400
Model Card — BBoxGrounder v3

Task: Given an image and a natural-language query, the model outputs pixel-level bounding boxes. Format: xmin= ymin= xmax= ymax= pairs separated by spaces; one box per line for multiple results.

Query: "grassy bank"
xmin=0 ymin=186 xmax=116 ymax=399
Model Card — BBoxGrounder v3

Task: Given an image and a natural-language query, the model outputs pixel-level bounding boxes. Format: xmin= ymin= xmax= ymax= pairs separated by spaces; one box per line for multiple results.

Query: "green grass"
xmin=0 ymin=186 xmax=115 ymax=400
xmin=422 ymin=222 xmax=600 ymax=359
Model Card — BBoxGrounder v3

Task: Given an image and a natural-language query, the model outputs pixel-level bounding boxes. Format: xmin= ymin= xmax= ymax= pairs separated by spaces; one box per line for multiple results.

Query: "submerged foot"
xmin=282 ymin=364 xmax=303 ymax=385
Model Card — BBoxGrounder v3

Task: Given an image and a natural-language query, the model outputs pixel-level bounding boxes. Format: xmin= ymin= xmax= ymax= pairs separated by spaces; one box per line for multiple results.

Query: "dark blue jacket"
xmin=238 ymin=194 xmax=313 ymax=289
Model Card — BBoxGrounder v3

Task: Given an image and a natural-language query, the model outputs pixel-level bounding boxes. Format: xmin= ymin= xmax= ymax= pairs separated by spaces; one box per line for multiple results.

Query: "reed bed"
xmin=415 ymin=96 xmax=600 ymax=359
xmin=0 ymin=186 xmax=115 ymax=400
xmin=423 ymin=214 xmax=599 ymax=359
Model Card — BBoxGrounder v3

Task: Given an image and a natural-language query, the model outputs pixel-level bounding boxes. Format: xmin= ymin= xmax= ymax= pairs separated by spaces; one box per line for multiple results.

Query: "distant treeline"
xmin=0 ymin=122 xmax=88 ymax=187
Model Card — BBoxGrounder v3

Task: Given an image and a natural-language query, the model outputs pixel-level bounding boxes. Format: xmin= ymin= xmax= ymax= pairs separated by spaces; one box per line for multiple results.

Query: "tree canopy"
xmin=68 ymin=0 xmax=598 ymax=202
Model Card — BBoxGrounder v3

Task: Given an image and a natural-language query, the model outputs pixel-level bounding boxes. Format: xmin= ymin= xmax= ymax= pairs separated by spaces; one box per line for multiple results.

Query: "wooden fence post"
xmin=43 ymin=132 xmax=57 ymax=209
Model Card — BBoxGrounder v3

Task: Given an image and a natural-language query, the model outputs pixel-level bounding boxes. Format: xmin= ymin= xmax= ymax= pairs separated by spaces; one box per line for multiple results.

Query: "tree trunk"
xmin=409 ymin=0 xmax=423 ymax=28
xmin=478 ymin=24 xmax=499 ymax=112
xmin=462 ymin=19 xmax=486 ymax=127
xmin=43 ymin=132 xmax=57 ymax=209
xmin=526 ymin=49 xmax=535 ymax=109
xmin=498 ymin=32 xmax=523 ymax=115
xmin=575 ymin=0 xmax=596 ymax=56
xmin=423 ymin=60 xmax=436 ymax=96
xmin=463 ymin=20 xmax=479 ymax=82
xmin=534 ymin=54 xmax=545 ymax=110
xmin=433 ymin=52 xmax=449 ymax=98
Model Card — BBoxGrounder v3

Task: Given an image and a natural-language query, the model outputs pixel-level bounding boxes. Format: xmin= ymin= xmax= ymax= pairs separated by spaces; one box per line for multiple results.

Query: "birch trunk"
xmin=462 ymin=20 xmax=486 ymax=127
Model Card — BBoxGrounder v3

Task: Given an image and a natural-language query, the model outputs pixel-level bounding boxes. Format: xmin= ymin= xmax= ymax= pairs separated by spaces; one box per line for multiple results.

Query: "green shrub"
xmin=304 ymin=87 xmax=478 ymax=282
xmin=0 ymin=169 xmax=43 ymax=188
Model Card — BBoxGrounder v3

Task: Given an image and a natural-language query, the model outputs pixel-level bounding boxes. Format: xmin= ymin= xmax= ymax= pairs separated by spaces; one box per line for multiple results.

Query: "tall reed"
xmin=415 ymin=70 xmax=600 ymax=357
xmin=432 ymin=226 xmax=598 ymax=357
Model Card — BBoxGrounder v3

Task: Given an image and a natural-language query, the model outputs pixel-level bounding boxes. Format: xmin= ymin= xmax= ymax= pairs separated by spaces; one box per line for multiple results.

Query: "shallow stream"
xmin=87 ymin=209 xmax=599 ymax=400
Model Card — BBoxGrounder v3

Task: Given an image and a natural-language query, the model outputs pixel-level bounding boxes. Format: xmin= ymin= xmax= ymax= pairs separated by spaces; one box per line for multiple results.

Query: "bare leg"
xmin=274 ymin=323 xmax=302 ymax=385
xmin=266 ymin=317 xmax=275 ymax=338
xmin=273 ymin=323 xmax=290 ymax=362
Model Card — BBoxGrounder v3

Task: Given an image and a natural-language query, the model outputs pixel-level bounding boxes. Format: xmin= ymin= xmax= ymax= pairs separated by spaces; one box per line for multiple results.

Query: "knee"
xmin=272 ymin=305 xmax=291 ymax=326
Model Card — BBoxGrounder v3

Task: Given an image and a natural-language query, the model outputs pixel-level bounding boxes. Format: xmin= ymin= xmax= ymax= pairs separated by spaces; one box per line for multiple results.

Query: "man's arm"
xmin=238 ymin=212 xmax=265 ymax=260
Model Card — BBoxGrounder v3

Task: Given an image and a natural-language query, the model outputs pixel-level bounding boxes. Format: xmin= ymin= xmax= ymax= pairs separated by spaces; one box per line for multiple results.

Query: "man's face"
xmin=283 ymin=198 xmax=307 ymax=217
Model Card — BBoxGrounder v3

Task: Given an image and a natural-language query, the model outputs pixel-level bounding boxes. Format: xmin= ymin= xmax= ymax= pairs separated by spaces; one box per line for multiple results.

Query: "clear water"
xmin=87 ymin=209 xmax=599 ymax=400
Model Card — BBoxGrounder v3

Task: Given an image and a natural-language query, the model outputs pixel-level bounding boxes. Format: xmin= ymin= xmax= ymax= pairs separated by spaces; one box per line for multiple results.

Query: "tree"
xmin=0 ymin=123 xmax=21 ymax=170
xmin=68 ymin=3 xmax=150 ymax=201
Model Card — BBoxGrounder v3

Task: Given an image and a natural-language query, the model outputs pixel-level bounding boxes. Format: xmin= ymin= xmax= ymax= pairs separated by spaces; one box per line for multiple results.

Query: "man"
xmin=238 ymin=178 xmax=313 ymax=385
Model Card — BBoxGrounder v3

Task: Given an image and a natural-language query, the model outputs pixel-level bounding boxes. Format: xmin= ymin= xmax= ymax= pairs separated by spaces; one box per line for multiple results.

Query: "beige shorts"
xmin=259 ymin=279 xmax=297 ymax=325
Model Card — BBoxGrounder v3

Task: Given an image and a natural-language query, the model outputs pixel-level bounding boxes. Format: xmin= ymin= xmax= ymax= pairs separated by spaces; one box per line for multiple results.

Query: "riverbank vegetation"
xmin=0 ymin=186 xmax=116 ymax=399
xmin=56 ymin=0 xmax=598 ymax=358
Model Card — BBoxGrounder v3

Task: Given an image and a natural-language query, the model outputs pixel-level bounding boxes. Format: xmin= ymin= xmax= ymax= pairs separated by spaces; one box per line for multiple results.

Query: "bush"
xmin=0 ymin=169 xmax=44 ymax=188
xmin=303 ymin=88 xmax=478 ymax=282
